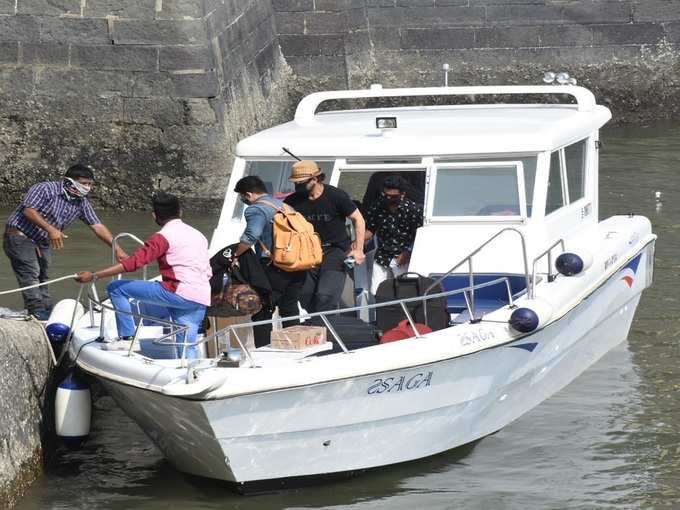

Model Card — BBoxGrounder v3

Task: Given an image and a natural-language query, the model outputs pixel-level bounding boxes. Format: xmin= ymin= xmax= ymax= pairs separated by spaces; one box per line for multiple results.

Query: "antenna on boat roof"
xmin=282 ymin=147 xmax=302 ymax=161
xmin=442 ymin=63 xmax=450 ymax=87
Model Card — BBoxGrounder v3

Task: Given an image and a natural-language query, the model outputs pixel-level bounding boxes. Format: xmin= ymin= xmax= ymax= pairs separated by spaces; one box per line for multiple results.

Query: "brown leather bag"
xmin=224 ymin=283 xmax=262 ymax=315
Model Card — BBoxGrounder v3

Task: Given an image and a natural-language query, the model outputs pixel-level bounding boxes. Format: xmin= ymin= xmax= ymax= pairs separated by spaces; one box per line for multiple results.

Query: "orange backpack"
xmin=259 ymin=200 xmax=323 ymax=272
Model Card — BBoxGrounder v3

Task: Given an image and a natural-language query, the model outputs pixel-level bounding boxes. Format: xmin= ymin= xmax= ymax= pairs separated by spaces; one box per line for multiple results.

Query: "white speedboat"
xmin=68 ymin=81 xmax=655 ymax=491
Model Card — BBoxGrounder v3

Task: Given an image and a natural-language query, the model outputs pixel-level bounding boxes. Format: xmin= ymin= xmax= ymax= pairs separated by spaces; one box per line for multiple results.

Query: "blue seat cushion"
xmin=432 ymin=273 xmax=528 ymax=315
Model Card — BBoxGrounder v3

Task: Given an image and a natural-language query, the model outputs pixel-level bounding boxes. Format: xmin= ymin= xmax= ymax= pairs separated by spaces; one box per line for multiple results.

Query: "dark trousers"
xmin=3 ymin=233 xmax=52 ymax=314
xmin=252 ymin=259 xmax=306 ymax=347
xmin=300 ymin=246 xmax=347 ymax=313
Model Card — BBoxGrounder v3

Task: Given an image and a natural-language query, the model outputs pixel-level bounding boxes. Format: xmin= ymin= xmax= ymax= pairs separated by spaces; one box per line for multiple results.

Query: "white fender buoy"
xmin=55 ymin=372 xmax=91 ymax=447
xmin=45 ymin=299 xmax=84 ymax=343
xmin=509 ymin=299 xmax=553 ymax=333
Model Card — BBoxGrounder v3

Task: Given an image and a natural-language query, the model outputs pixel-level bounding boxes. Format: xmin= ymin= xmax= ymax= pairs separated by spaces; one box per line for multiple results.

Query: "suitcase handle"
xmin=393 ymin=272 xmax=425 ymax=296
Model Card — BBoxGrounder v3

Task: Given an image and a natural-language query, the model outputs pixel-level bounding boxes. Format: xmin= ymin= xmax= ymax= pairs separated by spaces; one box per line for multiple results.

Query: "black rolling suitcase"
xmin=307 ymin=315 xmax=382 ymax=353
xmin=375 ymin=272 xmax=449 ymax=332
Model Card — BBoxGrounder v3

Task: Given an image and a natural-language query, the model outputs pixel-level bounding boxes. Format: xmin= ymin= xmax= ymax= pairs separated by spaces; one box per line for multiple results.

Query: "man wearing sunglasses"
xmin=364 ymin=175 xmax=423 ymax=295
xmin=3 ymin=163 xmax=126 ymax=320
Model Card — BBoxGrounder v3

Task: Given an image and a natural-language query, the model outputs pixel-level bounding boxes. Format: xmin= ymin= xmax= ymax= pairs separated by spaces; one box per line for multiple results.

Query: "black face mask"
xmin=240 ymin=195 xmax=251 ymax=205
xmin=295 ymin=181 xmax=310 ymax=195
xmin=382 ymin=193 xmax=402 ymax=206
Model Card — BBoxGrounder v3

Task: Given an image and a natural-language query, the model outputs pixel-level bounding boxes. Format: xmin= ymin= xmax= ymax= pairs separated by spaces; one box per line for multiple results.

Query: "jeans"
xmin=107 ymin=279 xmax=206 ymax=359
xmin=252 ymin=260 xmax=306 ymax=347
xmin=3 ymin=233 xmax=52 ymax=314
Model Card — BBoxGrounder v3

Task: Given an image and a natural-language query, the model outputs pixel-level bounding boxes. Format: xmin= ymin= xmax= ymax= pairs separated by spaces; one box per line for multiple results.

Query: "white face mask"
xmin=64 ymin=177 xmax=92 ymax=198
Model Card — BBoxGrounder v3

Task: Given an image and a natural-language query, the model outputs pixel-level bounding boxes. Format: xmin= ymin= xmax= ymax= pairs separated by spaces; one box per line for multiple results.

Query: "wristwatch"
xmin=92 ymin=272 xmax=99 ymax=282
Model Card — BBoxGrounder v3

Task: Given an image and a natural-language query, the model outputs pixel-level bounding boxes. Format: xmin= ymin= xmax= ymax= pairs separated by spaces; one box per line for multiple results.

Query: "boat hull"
xmin=99 ymin=256 xmax=645 ymax=484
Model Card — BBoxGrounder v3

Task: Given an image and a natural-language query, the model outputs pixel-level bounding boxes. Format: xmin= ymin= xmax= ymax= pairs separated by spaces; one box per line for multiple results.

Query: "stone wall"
xmin=0 ymin=319 xmax=53 ymax=509
xmin=2 ymin=0 xmax=680 ymax=211
xmin=273 ymin=0 xmax=680 ymax=122
xmin=0 ymin=0 xmax=293 ymax=210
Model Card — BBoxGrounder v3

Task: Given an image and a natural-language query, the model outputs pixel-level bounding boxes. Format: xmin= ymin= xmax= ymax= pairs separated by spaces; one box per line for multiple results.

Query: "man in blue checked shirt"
xmin=3 ymin=164 xmax=127 ymax=320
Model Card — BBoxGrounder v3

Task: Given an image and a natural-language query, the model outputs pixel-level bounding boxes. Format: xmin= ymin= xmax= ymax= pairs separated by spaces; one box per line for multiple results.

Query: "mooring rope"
xmin=0 ymin=274 xmax=78 ymax=295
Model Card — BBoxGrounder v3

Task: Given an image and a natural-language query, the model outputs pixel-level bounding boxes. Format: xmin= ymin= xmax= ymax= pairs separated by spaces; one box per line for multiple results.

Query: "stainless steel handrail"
xmin=112 ymin=232 xmax=147 ymax=281
xmin=423 ymin=228 xmax=532 ymax=306
xmin=195 ymin=275 xmax=515 ymax=367
xmin=531 ymin=239 xmax=566 ymax=290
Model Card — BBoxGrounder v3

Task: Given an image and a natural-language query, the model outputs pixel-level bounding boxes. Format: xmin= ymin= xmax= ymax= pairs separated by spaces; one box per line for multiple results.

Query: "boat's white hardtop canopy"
xmin=236 ymin=85 xmax=611 ymax=158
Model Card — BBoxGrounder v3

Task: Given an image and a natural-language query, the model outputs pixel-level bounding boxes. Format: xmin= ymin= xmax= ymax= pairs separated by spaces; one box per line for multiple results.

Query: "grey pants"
xmin=2 ymin=233 xmax=52 ymax=314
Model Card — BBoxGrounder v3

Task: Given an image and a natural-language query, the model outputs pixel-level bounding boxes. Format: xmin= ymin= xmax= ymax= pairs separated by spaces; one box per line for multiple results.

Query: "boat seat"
xmin=433 ymin=273 xmax=528 ymax=321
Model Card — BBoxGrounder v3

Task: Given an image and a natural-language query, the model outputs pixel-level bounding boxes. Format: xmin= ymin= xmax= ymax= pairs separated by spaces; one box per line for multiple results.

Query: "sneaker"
xmin=100 ymin=336 xmax=134 ymax=351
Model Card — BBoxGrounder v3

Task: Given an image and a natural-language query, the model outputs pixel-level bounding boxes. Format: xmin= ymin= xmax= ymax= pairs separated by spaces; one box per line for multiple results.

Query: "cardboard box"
xmin=208 ymin=314 xmax=255 ymax=356
xmin=270 ymin=325 xmax=327 ymax=350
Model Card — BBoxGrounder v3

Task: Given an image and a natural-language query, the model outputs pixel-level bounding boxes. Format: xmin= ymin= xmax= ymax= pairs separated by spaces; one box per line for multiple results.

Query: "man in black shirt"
xmin=285 ymin=160 xmax=366 ymax=312
xmin=364 ymin=175 xmax=423 ymax=294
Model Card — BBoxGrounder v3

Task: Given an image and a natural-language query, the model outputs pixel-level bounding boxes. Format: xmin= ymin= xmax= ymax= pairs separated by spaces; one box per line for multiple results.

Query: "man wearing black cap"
xmin=284 ymin=160 xmax=366 ymax=312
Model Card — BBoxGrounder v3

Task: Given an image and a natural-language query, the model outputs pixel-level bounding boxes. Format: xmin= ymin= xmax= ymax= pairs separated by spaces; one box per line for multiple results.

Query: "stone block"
xmin=121 ymin=97 xmax=185 ymax=125
xmin=633 ymin=0 xmax=680 ymax=22
xmin=487 ymin=2 xmax=630 ymax=25
xmin=315 ymin=0 xmax=349 ymax=11
xmin=469 ymin=0 xmax=542 ymax=4
xmin=397 ymin=0 xmax=434 ymax=6
xmin=0 ymin=42 xmax=18 ymax=64
xmin=254 ymin=41 xmax=277 ymax=76
xmin=17 ymin=0 xmax=80 ymax=16
xmin=285 ymin=54 xmax=310 ymax=74
xmin=305 ymin=11 xmax=347 ymax=34
xmin=157 ymin=0 xmax=203 ymax=20
xmin=272 ymin=0 xmax=314 ymax=12
xmin=112 ymin=19 xmax=207 ymax=45
xmin=539 ymin=24 xmax=592 ymax=47
xmin=0 ymin=0 xmax=14 ymax=14
xmin=0 ymin=16 xmax=41 ymax=42
xmin=401 ymin=28 xmax=475 ymax=49
xmin=71 ymin=45 xmax=158 ymax=71
xmin=347 ymin=7 xmax=368 ymax=30
xmin=591 ymin=23 xmax=663 ymax=46
xmin=275 ymin=12 xmax=305 ymax=34
xmin=206 ymin=3 xmax=229 ymax=37
xmin=370 ymin=27 xmax=400 ymax=49
xmin=367 ymin=6 xmax=485 ymax=27
xmin=135 ymin=70 xmax=219 ymax=98
xmin=21 ymin=42 xmax=68 ymax=65
xmin=660 ymin=21 xmax=680 ymax=43
xmin=345 ymin=29 xmax=371 ymax=54
xmin=475 ymin=26 xmax=540 ymax=48
xmin=84 ymin=0 xmax=156 ymax=19
xmin=41 ymin=17 xmax=111 ymax=44
xmin=34 ymin=68 xmax=135 ymax=96
xmin=184 ymin=98 xmax=218 ymax=124
xmin=279 ymin=34 xmax=345 ymax=56
xmin=160 ymin=45 xmax=213 ymax=71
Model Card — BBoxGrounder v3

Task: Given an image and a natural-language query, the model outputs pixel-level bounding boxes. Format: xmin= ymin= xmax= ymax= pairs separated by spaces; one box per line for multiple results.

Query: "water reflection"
xmin=7 ymin=122 xmax=680 ymax=508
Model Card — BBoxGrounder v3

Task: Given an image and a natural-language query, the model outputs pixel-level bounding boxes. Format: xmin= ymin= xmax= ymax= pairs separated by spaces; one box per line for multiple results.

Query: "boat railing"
xmin=423 ymin=228 xmax=532 ymax=319
xmin=83 ymin=276 xmax=515 ymax=369
xmin=183 ymin=276 xmax=515 ymax=368
xmin=112 ymin=233 xmax=147 ymax=281
xmin=531 ymin=239 xmax=566 ymax=290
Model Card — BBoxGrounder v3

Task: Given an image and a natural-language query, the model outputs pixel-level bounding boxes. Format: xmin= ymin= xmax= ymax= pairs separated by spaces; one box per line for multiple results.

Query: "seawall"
xmin=1 ymin=0 xmax=679 ymax=210
xmin=0 ymin=318 xmax=54 ymax=509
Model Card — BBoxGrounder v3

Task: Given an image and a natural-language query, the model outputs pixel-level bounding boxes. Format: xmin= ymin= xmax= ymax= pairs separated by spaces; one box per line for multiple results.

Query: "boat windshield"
xmin=232 ymin=160 xmax=334 ymax=218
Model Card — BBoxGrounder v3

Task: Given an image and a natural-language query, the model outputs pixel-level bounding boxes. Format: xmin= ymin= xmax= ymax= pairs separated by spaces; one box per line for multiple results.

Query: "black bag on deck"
xmin=375 ymin=272 xmax=449 ymax=332
xmin=307 ymin=315 xmax=382 ymax=353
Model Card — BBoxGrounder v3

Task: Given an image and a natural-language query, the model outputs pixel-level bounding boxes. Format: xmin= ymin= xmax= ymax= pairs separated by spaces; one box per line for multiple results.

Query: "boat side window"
xmin=232 ymin=160 xmax=333 ymax=218
xmin=546 ymin=151 xmax=565 ymax=215
xmin=336 ymin=169 xmax=426 ymax=213
xmin=432 ymin=165 xmax=521 ymax=217
xmin=564 ymin=139 xmax=587 ymax=202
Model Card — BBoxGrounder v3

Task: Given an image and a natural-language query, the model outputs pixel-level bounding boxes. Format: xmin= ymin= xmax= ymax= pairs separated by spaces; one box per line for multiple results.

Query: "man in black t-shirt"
xmin=285 ymin=160 xmax=366 ymax=312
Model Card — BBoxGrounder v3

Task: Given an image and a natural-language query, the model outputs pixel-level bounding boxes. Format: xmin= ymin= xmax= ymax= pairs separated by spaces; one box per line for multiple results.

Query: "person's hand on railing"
xmin=74 ymin=271 xmax=95 ymax=283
